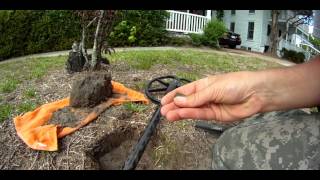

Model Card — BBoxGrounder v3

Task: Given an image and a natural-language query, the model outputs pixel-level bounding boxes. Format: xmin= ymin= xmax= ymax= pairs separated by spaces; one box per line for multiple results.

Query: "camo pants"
xmin=211 ymin=110 xmax=320 ymax=170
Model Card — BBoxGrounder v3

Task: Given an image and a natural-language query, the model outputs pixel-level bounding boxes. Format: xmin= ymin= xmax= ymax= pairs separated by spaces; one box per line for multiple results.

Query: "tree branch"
xmin=91 ymin=10 xmax=104 ymax=69
xmin=80 ymin=26 xmax=89 ymax=63
xmin=86 ymin=17 xmax=98 ymax=28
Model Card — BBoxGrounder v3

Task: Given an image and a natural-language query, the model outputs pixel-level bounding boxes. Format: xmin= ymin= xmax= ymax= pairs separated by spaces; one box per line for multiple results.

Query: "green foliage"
xmin=0 ymin=77 xmax=20 ymax=93
xmin=167 ymin=36 xmax=192 ymax=46
xmin=108 ymin=49 xmax=280 ymax=72
xmin=188 ymin=20 xmax=226 ymax=48
xmin=216 ymin=10 xmax=224 ymax=21
xmin=108 ymin=10 xmax=169 ymax=47
xmin=0 ymin=56 xmax=65 ymax=95
xmin=109 ymin=21 xmax=136 ymax=46
xmin=0 ymin=10 xmax=81 ymax=60
xmin=17 ymin=101 xmax=37 ymax=114
xmin=123 ymin=102 xmax=147 ymax=113
xmin=26 ymin=10 xmax=81 ymax=54
xmin=202 ymin=20 xmax=227 ymax=47
xmin=134 ymin=81 xmax=147 ymax=91
xmin=23 ymin=88 xmax=36 ymax=98
xmin=309 ymin=36 xmax=320 ymax=49
xmin=176 ymin=72 xmax=200 ymax=81
xmin=0 ymin=103 xmax=13 ymax=122
xmin=281 ymin=48 xmax=305 ymax=64
xmin=189 ymin=33 xmax=204 ymax=46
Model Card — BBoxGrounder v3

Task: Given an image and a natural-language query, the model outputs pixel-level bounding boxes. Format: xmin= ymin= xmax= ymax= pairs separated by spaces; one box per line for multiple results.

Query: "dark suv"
xmin=218 ymin=31 xmax=241 ymax=49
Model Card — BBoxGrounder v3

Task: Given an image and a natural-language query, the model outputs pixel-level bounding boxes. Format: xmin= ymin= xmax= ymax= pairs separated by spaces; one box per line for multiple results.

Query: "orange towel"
xmin=13 ymin=81 xmax=149 ymax=151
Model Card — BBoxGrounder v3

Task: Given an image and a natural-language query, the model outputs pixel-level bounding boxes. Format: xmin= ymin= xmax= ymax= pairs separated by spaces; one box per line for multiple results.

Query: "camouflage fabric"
xmin=211 ymin=110 xmax=320 ymax=170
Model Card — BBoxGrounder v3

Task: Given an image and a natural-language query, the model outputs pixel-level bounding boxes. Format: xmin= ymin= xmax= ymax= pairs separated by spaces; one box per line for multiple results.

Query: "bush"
xmin=188 ymin=20 xmax=226 ymax=48
xmin=0 ymin=10 xmax=81 ymax=60
xmin=281 ymin=48 xmax=305 ymax=64
xmin=189 ymin=33 xmax=204 ymax=46
xmin=167 ymin=36 xmax=192 ymax=46
xmin=109 ymin=21 xmax=134 ymax=46
xmin=310 ymin=36 xmax=320 ymax=49
xmin=202 ymin=20 xmax=227 ymax=47
xmin=108 ymin=10 xmax=169 ymax=47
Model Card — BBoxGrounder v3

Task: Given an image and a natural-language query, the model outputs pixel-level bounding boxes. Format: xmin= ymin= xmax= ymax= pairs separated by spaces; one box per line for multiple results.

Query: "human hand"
xmin=160 ymin=72 xmax=266 ymax=122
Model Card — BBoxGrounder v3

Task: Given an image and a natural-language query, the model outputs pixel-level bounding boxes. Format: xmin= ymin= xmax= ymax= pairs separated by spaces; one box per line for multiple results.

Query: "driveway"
xmin=220 ymin=48 xmax=296 ymax=67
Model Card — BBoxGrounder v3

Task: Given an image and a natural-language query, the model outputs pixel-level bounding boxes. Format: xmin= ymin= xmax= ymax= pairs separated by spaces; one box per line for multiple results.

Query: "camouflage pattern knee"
xmin=211 ymin=110 xmax=320 ymax=170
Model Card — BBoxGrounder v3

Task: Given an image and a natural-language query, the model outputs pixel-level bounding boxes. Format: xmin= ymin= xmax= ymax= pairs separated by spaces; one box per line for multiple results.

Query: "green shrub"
xmin=189 ymin=33 xmax=204 ymax=46
xmin=281 ymin=48 xmax=305 ymax=64
xmin=108 ymin=10 xmax=169 ymax=47
xmin=202 ymin=20 xmax=227 ymax=47
xmin=167 ymin=36 xmax=192 ymax=46
xmin=310 ymin=36 xmax=320 ymax=49
xmin=188 ymin=20 xmax=226 ymax=48
xmin=109 ymin=21 xmax=133 ymax=46
xmin=0 ymin=10 xmax=81 ymax=60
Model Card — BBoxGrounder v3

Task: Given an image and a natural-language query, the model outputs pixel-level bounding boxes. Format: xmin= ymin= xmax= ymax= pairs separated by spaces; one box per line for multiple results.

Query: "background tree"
xmin=268 ymin=10 xmax=313 ymax=56
xmin=75 ymin=10 xmax=119 ymax=70
xmin=216 ymin=10 xmax=224 ymax=21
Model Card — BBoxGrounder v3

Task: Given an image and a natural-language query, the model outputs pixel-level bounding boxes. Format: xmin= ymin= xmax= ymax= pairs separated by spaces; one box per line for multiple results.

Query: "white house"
xmin=165 ymin=10 xmax=320 ymax=60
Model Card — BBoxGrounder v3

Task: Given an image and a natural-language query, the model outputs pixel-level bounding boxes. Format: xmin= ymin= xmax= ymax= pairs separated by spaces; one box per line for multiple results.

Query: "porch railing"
xmin=165 ymin=10 xmax=210 ymax=34
xmin=279 ymin=39 xmax=319 ymax=61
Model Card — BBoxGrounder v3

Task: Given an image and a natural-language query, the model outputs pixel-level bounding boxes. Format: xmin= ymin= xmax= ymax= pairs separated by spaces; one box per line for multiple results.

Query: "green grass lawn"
xmin=108 ymin=50 xmax=280 ymax=72
xmin=0 ymin=56 xmax=66 ymax=94
xmin=0 ymin=56 xmax=66 ymax=122
xmin=0 ymin=49 xmax=281 ymax=122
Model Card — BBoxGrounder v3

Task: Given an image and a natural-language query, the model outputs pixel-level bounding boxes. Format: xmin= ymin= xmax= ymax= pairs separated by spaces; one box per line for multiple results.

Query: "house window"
xmin=267 ymin=24 xmax=271 ymax=36
xmin=247 ymin=22 xmax=254 ymax=40
xmin=230 ymin=22 xmax=235 ymax=32
xmin=279 ymin=30 xmax=282 ymax=37
xmin=231 ymin=10 xmax=236 ymax=15
xmin=249 ymin=10 xmax=255 ymax=14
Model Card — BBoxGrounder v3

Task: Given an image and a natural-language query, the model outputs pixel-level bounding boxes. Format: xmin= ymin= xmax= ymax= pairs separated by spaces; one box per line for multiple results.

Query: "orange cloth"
xmin=13 ymin=81 xmax=149 ymax=151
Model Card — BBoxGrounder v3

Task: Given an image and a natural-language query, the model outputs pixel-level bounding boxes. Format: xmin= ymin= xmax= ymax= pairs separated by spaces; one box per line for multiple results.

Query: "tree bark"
xmin=268 ymin=10 xmax=312 ymax=57
xmin=80 ymin=26 xmax=89 ymax=63
xmin=269 ymin=10 xmax=280 ymax=56
xmin=91 ymin=10 xmax=105 ymax=70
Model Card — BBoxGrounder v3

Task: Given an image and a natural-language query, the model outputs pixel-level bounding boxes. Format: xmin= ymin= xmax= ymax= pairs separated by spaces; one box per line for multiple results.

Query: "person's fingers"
xmin=160 ymin=81 xmax=197 ymax=105
xmin=161 ymin=77 xmax=214 ymax=106
xmin=160 ymin=102 xmax=179 ymax=116
xmin=165 ymin=107 xmax=218 ymax=122
xmin=173 ymin=85 xmax=216 ymax=108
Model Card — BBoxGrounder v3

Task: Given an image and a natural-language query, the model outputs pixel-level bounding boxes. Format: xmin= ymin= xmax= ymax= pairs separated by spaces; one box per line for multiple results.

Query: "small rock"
xmin=132 ymin=74 xmax=140 ymax=81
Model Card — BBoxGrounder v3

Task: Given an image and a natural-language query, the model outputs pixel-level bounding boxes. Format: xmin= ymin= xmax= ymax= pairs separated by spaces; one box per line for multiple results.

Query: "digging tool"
xmin=122 ymin=75 xmax=190 ymax=170
xmin=122 ymin=75 xmax=230 ymax=170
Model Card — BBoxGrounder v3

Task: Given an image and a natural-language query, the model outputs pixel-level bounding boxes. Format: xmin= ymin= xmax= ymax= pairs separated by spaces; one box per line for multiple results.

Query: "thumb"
xmin=173 ymin=86 xmax=215 ymax=108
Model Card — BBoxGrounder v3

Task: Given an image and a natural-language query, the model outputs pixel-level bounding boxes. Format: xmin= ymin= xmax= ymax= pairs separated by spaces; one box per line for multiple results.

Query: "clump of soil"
xmin=50 ymin=107 xmax=78 ymax=127
xmin=70 ymin=71 xmax=113 ymax=108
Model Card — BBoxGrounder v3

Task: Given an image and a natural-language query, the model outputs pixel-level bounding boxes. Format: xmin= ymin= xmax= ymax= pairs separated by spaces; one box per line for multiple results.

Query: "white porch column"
xmin=206 ymin=10 xmax=212 ymax=20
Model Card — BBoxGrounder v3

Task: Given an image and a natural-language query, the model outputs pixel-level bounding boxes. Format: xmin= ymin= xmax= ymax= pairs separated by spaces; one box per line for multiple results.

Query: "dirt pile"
xmin=70 ymin=72 xmax=112 ymax=108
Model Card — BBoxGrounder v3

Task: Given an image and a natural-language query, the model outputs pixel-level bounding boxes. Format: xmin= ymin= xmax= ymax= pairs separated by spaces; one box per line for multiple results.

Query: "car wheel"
xmin=228 ymin=45 xmax=236 ymax=49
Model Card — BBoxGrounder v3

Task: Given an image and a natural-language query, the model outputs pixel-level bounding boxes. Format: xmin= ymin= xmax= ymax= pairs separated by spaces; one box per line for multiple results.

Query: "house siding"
xmin=223 ymin=10 xmax=267 ymax=52
xmin=261 ymin=11 xmax=270 ymax=48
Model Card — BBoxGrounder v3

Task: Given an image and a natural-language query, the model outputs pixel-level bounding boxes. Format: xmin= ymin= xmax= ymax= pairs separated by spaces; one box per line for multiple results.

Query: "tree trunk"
xmin=91 ymin=10 xmax=104 ymax=70
xmin=269 ymin=10 xmax=280 ymax=56
xmin=80 ymin=26 xmax=89 ymax=64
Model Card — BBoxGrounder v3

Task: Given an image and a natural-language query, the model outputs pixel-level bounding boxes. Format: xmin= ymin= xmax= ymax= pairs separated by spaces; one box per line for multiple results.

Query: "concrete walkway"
xmin=0 ymin=46 xmax=296 ymax=67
